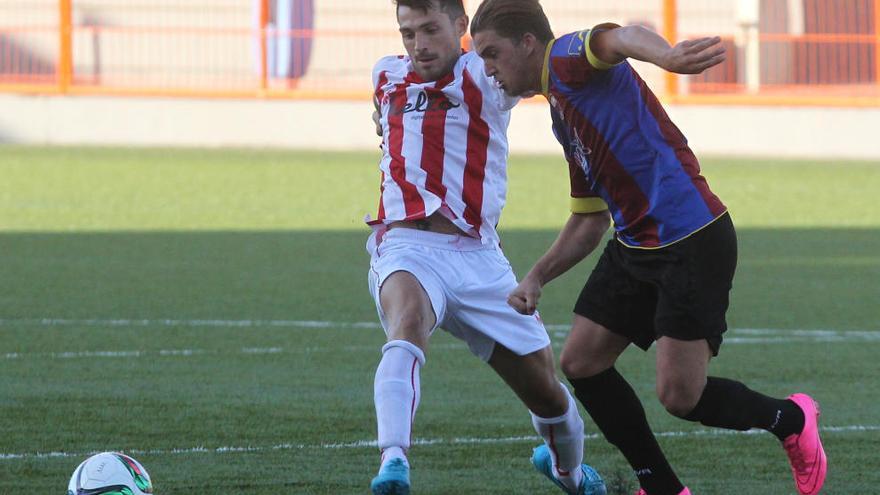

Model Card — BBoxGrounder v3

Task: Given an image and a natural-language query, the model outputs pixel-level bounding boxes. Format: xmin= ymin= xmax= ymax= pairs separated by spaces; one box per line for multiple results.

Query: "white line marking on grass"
xmin=2 ymin=323 xmax=877 ymax=361
xmin=3 ymin=318 xmax=878 ymax=336
xmin=2 ymin=343 xmax=468 ymax=360
xmin=2 ymin=333 xmax=875 ymax=361
xmin=1 ymin=425 xmax=876 ymax=461
xmin=3 ymin=348 xmax=260 ymax=360
xmin=241 ymin=347 xmax=283 ymax=354
xmin=3 ymin=350 xmax=149 ymax=359
xmin=159 ymin=349 xmax=204 ymax=357
xmin=1 ymin=318 xmax=877 ymax=339
xmin=0 ymin=318 xmax=383 ymax=329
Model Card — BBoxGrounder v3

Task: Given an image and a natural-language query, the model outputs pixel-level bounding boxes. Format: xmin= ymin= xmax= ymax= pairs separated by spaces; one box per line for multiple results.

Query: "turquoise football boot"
xmin=531 ymin=444 xmax=606 ymax=495
xmin=370 ymin=457 xmax=410 ymax=495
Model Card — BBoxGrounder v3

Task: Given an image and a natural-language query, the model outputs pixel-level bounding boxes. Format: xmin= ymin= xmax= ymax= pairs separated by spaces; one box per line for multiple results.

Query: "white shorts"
xmin=367 ymin=228 xmax=551 ymax=361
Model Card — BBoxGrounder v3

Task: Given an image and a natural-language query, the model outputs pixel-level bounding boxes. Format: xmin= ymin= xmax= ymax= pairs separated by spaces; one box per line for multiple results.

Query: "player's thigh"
xmin=378 ymin=271 xmax=437 ymax=346
xmin=488 ymin=344 xmax=568 ymax=417
xmin=368 ymin=238 xmax=448 ymax=350
xmin=655 ymin=336 xmax=712 ymax=414
xmin=444 ymin=246 xmax=551 ymax=361
xmin=447 ymin=248 xmax=564 ymax=415
xmin=654 ymin=214 xmax=737 ymax=355
xmin=572 ymin=239 xmax=657 ymax=355
xmin=559 ymin=314 xmax=631 ymax=379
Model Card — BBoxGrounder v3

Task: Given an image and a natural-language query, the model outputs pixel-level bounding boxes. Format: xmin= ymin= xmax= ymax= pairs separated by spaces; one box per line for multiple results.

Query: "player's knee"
xmin=560 ymin=347 xmax=611 ymax=379
xmin=386 ymin=311 xmax=432 ymax=343
xmin=559 ymin=351 xmax=586 ymax=378
xmin=657 ymin=378 xmax=702 ymax=417
xmin=531 ymin=397 xmax=567 ymax=419
xmin=524 ymin=367 xmax=569 ymax=417
xmin=528 ymin=382 xmax=569 ymax=418
xmin=390 ymin=309 xmax=430 ymax=331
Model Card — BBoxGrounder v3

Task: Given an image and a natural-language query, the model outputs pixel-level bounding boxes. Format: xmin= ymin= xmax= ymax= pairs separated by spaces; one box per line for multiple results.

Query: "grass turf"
xmin=0 ymin=146 xmax=878 ymax=493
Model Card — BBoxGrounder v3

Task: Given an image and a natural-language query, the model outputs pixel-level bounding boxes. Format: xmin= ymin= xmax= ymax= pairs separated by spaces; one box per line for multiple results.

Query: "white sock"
xmin=374 ymin=340 xmax=425 ymax=467
xmin=531 ymin=384 xmax=585 ymax=492
xmin=380 ymin=447 xmax=407 ymax=469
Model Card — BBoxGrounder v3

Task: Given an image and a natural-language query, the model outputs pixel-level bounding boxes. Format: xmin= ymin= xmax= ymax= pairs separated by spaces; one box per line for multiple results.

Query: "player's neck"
xmin=527 ymin=42 xmax=547 ymax=93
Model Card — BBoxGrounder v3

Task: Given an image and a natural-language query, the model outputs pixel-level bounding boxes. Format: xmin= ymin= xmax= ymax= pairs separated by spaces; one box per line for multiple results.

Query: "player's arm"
xmin=589 ymin=24 xmax=726 ymax=74
xmin=372 ymin=96 xmax=382 ymax=137
xmin=371 ymin=56 xmax=395 ymax=137
xmin=508 ymin=210 xmax=611 ymax=315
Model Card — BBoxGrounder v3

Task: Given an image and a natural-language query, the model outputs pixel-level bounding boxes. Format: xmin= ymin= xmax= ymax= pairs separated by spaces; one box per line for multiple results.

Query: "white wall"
xmin=2 ymin=94 xmax=879 ymax=159
xmin=510 ymin=102 xmax=880 ymax=159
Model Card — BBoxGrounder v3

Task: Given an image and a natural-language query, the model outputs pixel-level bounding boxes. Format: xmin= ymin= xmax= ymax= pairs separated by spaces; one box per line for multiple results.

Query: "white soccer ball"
xmin=67 ymin=452 xmax=153 ymax=495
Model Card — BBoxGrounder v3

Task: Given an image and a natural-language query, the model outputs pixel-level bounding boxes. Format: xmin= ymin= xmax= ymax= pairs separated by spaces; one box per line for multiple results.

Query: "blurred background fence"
xmin=0 ymin=0 xmax=878 ymax=105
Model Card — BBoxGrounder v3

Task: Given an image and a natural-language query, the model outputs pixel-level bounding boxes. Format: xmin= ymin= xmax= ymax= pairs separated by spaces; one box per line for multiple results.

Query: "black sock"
xmin=570 ymin=368 xmax=684 ymax=495
xmin=683 ymin=376 xmax=805 ymax=441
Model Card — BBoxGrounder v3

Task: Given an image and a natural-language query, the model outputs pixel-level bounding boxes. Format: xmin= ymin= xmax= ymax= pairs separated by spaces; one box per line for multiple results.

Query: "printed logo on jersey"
xmin=389 ymin=90 xmax=461 ymax=116
xmin=569 ymin=129 xmax=592 ymax=175
xmin=568 ymin=30 xmax=589 ymax=55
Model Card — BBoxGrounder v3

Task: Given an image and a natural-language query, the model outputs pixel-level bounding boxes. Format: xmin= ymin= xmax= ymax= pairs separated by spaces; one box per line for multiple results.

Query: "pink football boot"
xmin=634 ymin=488 xmax=691 ymax=495
xmin=783 ymin=393 xmax=828 ymax=495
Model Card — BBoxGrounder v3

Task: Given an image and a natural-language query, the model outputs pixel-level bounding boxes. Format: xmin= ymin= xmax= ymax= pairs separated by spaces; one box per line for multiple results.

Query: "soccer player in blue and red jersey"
xmin=470 ymin=1 xmax=827 ymax=495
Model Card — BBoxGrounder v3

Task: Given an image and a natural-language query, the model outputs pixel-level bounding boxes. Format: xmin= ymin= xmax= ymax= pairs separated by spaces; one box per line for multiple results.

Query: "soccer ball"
xmin=67 ymin=452 xmax=153 ymax=495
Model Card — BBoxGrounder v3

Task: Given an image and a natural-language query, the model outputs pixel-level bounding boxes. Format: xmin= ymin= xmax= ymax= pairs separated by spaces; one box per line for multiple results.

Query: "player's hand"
xmin=662 ymin=36 xmax=726 ymax=74
xmin=372 ymin=109 xmax=382 ymax=136
xmin=508 ymin=275 xmax=542 ymax=315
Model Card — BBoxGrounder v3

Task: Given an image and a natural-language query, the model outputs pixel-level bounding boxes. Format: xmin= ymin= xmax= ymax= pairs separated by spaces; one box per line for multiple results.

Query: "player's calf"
xmin=372 ymin=340 xmax=425 ymax=494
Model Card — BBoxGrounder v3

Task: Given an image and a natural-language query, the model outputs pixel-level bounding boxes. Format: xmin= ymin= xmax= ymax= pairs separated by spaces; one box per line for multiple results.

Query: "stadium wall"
xmin=0 ymin=94 xmax=878 ymax=159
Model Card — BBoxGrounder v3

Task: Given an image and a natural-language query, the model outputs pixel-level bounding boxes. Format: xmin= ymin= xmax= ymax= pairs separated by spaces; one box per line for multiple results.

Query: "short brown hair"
xmin=470 ymin=0 xmax=554 ymax=43
xmin=395 ymin=0 xmax=466 ymax=20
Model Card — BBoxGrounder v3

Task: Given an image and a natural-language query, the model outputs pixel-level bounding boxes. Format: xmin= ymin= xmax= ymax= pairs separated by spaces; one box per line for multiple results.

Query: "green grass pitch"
xmin=0 ymin=146 xmax=878 ymax=493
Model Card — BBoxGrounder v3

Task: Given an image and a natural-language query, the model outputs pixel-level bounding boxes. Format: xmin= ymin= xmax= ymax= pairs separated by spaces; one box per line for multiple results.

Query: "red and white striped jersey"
xmin=368 ymin=51 xmax=518 ymax=243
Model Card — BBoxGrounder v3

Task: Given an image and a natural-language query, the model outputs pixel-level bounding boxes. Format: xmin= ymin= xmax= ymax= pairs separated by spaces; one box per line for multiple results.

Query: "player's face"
xmin=397 ymin=4 xmax=467 ymax=82
xmin=473 ymin=30 xmax=538 ymax=97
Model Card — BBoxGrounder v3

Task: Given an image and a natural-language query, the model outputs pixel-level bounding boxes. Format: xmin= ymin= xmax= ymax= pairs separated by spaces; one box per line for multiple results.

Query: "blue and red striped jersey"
xmin=544 ymin=26 xmax=727 ymax=248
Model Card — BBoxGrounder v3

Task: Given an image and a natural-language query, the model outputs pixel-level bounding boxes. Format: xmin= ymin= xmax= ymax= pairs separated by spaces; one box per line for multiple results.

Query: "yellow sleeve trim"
xmin=540 ymin=39 xmax=555 ymax=97
xmin=570 ymin=197 xmax=609 ymax=214
xmin=585 ymin=25 xmax=622 ymax=70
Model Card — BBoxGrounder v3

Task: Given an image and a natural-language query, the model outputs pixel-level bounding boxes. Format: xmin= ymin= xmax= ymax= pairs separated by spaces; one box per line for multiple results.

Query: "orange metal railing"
xmin=58 ymin=0 xmax=72 ymax=92
xmin=0 ymin=0 xmax=878 ymax=106
xmin=666 ymin=0 xmax=880 ymax=106
xmin=663 ymin=0 xmax=679 ymax=98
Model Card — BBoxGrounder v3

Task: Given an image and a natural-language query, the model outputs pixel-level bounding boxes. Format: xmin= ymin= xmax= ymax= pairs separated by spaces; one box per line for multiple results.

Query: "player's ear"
xmin=521 ymin=32 xmax=538 ymax=56
xmin=455 ymin=14 xmax=469 ymax=38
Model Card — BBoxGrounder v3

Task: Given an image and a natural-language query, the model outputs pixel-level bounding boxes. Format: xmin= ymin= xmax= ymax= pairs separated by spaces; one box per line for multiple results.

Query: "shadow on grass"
xmin=0 ymin=227 xmax=877 ymax=330
xmin=0 ymin=228 xmax=877 ymax=494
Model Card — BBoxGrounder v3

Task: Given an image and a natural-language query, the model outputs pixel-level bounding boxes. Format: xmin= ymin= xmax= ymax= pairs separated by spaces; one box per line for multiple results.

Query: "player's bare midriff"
xmin=387 ymin=212 xmax=463 ymax=235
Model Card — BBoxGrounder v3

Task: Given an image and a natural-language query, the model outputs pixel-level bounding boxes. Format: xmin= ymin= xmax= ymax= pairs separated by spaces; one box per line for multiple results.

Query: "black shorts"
xmin=574 ymin=212 xmax=737 ymax=356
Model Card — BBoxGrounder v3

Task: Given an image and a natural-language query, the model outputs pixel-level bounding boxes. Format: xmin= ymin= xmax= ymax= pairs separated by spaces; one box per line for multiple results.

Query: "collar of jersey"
xmin=404 ymin=69 xmax=427 ymax=84
xmin=541 ymin=39 xmax=556 ymax=97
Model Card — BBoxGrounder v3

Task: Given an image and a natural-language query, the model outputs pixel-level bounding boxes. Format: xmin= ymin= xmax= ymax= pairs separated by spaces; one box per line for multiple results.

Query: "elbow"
xmin=592 ymin=213 xmax=612 ymax=247
xmin=617 ymin=25 xmax=650 ymax=43
xmin=572 ymin=210 xmax=611 ymax=249
xmin=612 ymin=25 xmax=642 ymax=54
xmin=584 ymin=210 xmax=610 ymax=247
xmin=592 ymin=210 xmax=612 ymax=235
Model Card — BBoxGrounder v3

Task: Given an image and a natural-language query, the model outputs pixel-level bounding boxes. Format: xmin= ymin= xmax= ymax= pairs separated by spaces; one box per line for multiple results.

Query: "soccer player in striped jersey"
xmin=470 ymin=2 xmax=827 ymax=495
xmin=366 ymin=1 xmax=605 ymax=494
